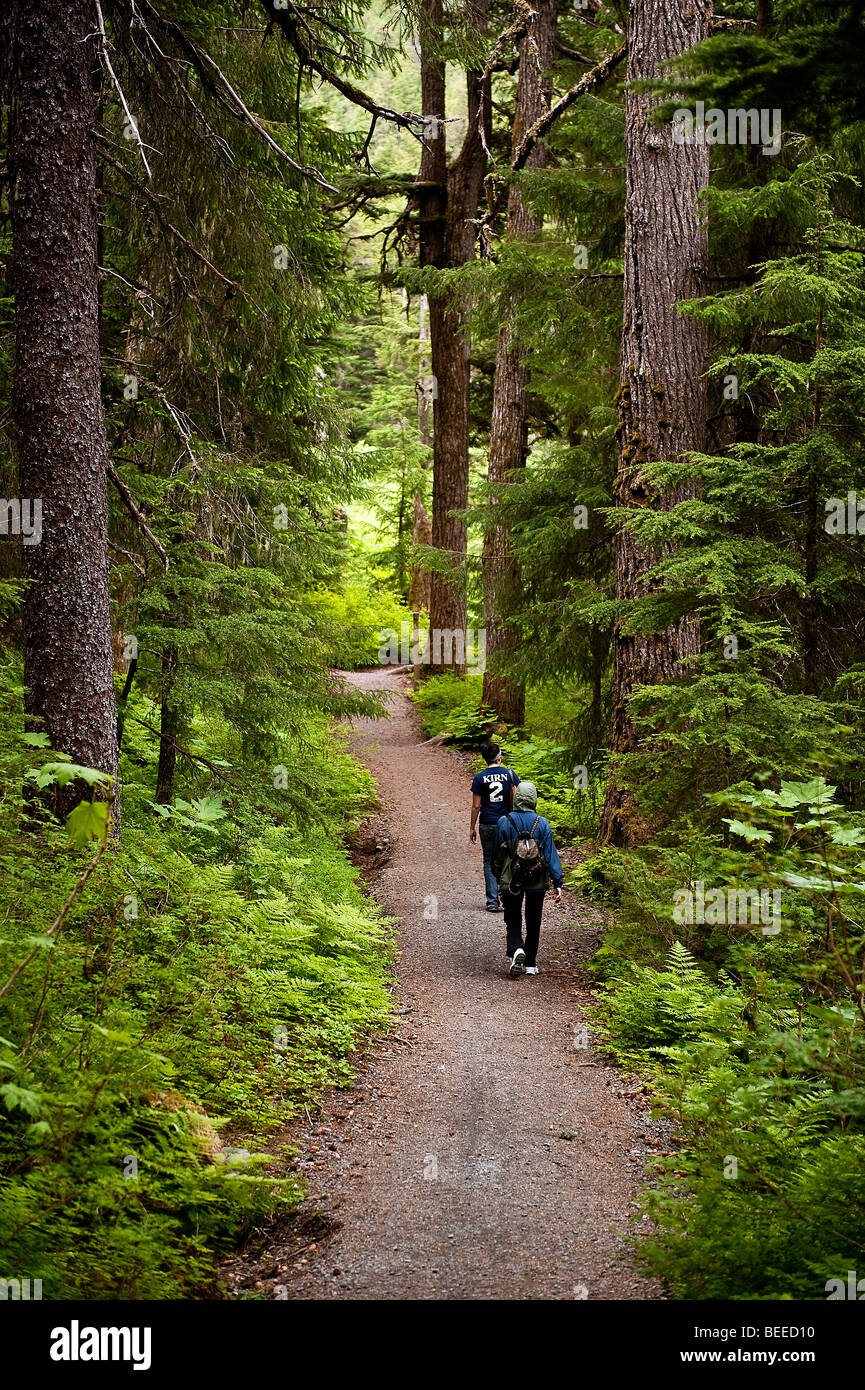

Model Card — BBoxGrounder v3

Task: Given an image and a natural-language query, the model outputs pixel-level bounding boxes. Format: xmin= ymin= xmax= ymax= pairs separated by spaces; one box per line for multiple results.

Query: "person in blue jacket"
xmin=492 ymin=781 xmax=563 ymax=977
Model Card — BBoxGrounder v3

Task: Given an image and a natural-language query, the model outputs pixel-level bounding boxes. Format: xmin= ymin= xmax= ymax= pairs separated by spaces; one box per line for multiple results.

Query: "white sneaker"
xmin=524 ymin=966 xmax=539 ymax=976
xmin=509 ymin=948 xmax=526 ymax=978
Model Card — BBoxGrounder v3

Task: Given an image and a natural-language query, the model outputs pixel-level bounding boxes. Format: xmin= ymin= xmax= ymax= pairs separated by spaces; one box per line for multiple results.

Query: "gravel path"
xmin=228 ymin=668 xmax=664 ymax=1301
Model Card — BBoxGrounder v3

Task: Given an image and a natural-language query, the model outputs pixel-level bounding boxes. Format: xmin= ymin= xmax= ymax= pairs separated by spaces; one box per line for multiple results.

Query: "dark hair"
xmin=480 ymin=741 xmax=500 ymax=764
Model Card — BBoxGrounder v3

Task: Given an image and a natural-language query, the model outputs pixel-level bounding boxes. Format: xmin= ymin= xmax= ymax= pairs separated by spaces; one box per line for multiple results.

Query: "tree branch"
xmin=129 ymin=0 xmax=338 ymax=190
xmin=95 ymin=0 xmax=153 ymax=178
xmin=512 ymin=42 xmax=626 ymax=171
xmin=107 ymin=463 xmax=170 ymax=571
xmin=101 ymin=151 xmax=239 ymax=290
xmin=261 ymin=0 xmax=425 ymax=139
xmin=124 ymin=712 xmax=232 ymax=784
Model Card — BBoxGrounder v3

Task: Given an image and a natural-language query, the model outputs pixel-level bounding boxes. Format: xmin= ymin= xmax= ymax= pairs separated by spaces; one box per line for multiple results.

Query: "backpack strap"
xmin=530 ymin=815 xmax=540 ymax=836
xmin=505 ymin=814 xmax=520 ymax=838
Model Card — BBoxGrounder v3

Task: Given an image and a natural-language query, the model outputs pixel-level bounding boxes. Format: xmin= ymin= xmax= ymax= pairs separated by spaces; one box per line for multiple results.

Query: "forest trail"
xmin=236 ymin=668 xmax=663 ymax=1301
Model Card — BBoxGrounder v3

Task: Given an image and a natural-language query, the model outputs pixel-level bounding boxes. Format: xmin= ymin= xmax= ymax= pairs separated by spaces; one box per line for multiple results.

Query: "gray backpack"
xmin=502 ymin=813 xmax=547 ymax=893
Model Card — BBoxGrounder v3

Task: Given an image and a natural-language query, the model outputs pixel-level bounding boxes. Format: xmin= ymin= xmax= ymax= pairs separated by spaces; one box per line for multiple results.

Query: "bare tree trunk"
xmin=10 ymin=0 xmax=119 ymax=819
xmin=417 ymin=293 xmax=432 ymax=447
xmin=409 ymin=492 xmax=432 ymax=613
xmin=482 ymin=0 xmax=557 ymax=726
xmin=154 ymin=648 xmax=179 ymax=805
xmin=599 ymin=0 xmax=710 ymax=846
xmin=423 ymin=0 xmax=490 ymax=672
xmin=417 ymin=1 xmax=446 ymax=302
xmin=410 ymin=293 xmax=433 ymax=613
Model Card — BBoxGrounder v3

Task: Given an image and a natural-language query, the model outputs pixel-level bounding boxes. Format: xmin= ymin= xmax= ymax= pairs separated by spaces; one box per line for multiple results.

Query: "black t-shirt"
xmin=471 ymin=765 xmax=519 ymax=825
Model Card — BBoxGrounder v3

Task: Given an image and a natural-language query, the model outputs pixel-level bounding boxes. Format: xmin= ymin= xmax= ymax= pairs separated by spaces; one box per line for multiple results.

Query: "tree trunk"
xmin=599 ymin=0 xmax=710 ymax=846
xmin=10 ymin=0 xmax=119 ymax=819
xmin=154 ymin=649 xmax=179 ymax=806
xmin=482 ymin=0 xmax=557 ymax=726
xmin=417 ymin=293 xmax=432 ymax=447
xmin=423 ymin=0 xmax=490 ymax=672
xmin=409 ymin=492 xmax=432 ymax=613
xmin=410 ymin=294 xmax=433 ymax=612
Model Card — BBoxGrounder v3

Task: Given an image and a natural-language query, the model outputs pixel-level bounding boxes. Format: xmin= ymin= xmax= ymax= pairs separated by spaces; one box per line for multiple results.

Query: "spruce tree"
xmin=600 ymin=0 xmax=711 ymax=845
xmin=10 ymin=0 xmax=119 ymax=816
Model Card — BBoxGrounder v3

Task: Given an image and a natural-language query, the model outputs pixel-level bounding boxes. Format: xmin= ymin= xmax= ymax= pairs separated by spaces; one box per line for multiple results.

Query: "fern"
xmin=667 ymin=940 xmax=698 ymax=976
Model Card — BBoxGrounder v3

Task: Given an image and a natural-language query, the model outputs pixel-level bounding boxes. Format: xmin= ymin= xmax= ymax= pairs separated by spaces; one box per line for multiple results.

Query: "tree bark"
xmin=599 ymin=0 xmax=710 ymax=846
xmin=417 ymin=292 xmax=433 ymax=447
xmin=482 ymin=0 xmax=557 ymax=726
xmin=409 ymin=492 xmax=432 ymax=613
xmin=422 ymin=0 xmax=490 ymax=672
xmin=10 ymin=0 xmax=119 ymax=818
xmin=410 ymin=293 xmax=433 ymax=613
xmin=154 ymin=648 xmax=180 ymax=805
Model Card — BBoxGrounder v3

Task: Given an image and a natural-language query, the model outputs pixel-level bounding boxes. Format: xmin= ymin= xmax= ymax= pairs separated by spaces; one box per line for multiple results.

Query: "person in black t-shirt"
xmin=469 ymin=741 xmax=519 ymax=911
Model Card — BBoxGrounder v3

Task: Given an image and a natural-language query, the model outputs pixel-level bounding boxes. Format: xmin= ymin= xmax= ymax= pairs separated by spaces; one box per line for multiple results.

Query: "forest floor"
xmin=223 ymin=668 xmax=665 ymax=1300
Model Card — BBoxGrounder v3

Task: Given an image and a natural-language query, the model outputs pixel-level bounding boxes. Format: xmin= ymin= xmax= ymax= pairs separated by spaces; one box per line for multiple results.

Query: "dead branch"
xmin=262 ymin=0 xmax=425 ymax=139
xmin=512 ymin=42 xmax=626 ymax=171
xmin=95 ymin=0 xmax=153 ymax=178
xmin=128 ymin=0 xmax=338 ymax=190
xmin=101 ymin=152 xmax=240 ymax=291
xmin=107 ymin=463 xmax=170 ymax=571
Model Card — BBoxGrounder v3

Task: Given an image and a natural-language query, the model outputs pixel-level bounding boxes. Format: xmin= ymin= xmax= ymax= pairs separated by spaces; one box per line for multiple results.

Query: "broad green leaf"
xmin=724 ymin=818 xmax=772 ymax=843
xmin=778 ymin=778 xmax=836 ymax=807
xmin=29 ymin=760 xmax=112 ymax=790
xmin=828 ymin=825 xmax=865 ymax=846
xmin=0 ymin=1083 xmax=41 ymax=1116
xmin=65 ymin=799 xmax=109 ymax=848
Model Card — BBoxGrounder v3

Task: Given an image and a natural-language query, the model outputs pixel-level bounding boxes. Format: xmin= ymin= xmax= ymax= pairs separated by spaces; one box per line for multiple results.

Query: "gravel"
xmin=227 ymin=668 xmax=664 ymax=1302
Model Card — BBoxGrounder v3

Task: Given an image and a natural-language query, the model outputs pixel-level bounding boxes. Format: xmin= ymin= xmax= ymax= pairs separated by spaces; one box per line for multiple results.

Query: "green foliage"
xmin=308 ymin=563 xmax=413 ymax=669
xmin=0 ymin=674 xmax=392 ymax=1299
xmin=592 ymin=781 xmax=865 ymax=1299
xmin=599 ymin=941 xmax=749 ymax=1060
xmin=599 ymin=152 xmax=865 ymax=832
xmin=410 ymin=673 xmax=493 ymax=744
xmin=3 ymin=0 xmax=864 ymax=1308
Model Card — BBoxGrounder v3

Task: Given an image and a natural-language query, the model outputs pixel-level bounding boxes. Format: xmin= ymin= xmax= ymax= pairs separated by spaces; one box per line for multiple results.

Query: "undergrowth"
xmin=586 ymin=780 xmax=865 ymax=1299
xmin=0 ymin=656 xmax=392 ymax=1298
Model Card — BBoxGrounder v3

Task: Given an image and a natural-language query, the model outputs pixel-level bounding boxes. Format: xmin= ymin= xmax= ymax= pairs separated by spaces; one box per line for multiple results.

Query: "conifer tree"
xmin=600 ymin=0 xmax=711 ymax=845
xmin=10 ymin=0 xmax=119 ymax=816
xmin=419 ymin=0 xmax=491 ymax=672
xmin=481 ymin=0 xmax=557 ymax=727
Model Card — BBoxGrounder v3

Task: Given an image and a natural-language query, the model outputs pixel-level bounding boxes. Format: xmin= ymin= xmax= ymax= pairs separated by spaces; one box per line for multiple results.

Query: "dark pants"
xmin=503 ymin=888 xmax=545 ymax=967
xmin=479 ymin=824 xmax=500 ymax=909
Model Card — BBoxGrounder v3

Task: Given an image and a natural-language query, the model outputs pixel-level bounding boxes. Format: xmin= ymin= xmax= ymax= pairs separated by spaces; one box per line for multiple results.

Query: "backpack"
xmin=501 ymin=813 xmax=547 ymax=894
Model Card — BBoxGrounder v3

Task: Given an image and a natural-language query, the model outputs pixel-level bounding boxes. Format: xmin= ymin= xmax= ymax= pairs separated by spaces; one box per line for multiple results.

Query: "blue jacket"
xmin=493 ymin=810 xmax=564 ymax=890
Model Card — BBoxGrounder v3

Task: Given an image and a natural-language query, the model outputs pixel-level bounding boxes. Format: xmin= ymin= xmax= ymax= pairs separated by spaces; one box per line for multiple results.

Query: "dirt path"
xmin=230 ymin=669 xmax=664 ymax=1301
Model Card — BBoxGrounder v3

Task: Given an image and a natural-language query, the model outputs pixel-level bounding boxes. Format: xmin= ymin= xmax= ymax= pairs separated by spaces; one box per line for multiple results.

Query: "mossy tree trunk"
xmin=600 ymin=0 xmax=710 ymax=845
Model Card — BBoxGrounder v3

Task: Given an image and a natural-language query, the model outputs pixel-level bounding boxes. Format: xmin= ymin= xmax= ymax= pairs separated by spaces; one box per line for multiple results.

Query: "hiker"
xmin=469 ymin=741 xmax=520 ymax=912
xmin=492 ymin=780 xmax=563 ymax=977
